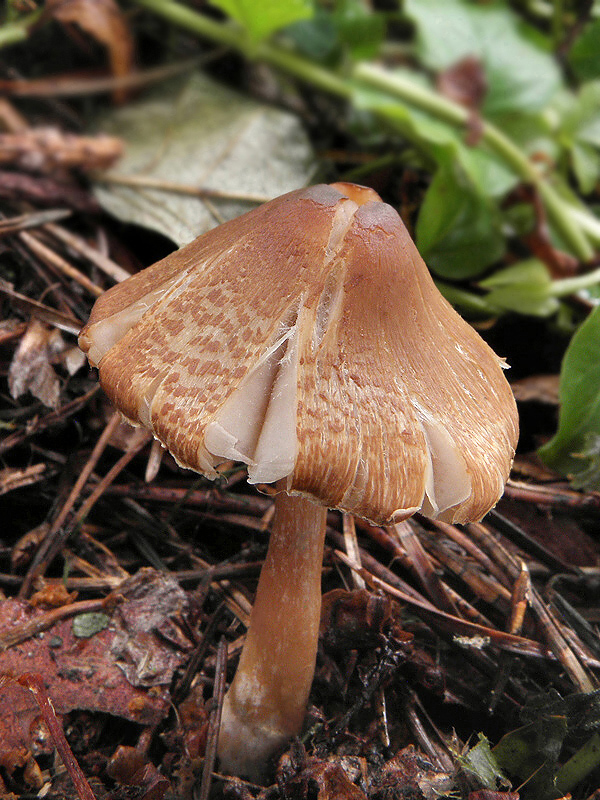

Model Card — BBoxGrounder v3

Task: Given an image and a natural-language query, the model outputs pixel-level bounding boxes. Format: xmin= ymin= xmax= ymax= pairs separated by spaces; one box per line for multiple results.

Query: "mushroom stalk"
xmin=217 ymin=492 xmax=327 ymax=779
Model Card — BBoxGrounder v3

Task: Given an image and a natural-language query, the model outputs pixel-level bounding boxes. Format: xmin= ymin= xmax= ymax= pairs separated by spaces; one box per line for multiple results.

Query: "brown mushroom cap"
xmin=79 ymin=183 xmax=518 ymax=525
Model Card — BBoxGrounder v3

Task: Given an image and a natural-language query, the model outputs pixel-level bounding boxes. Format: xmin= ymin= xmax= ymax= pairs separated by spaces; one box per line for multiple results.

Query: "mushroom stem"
xmin=217 ymin=492 xmax=327 ymax=779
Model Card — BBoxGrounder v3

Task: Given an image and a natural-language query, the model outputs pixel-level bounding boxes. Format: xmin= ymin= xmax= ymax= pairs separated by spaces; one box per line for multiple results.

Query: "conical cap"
xmin=79 ymin=184 xmax=518 ymax=525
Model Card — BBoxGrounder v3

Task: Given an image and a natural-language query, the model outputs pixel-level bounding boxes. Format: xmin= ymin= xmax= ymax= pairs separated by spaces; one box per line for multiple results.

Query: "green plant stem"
xmin=134 ymin=0 xmax=351 ymax=98
xmin=565 ymin=203 xmax=600 ymax=243
xmin=555 ymin=732 xmax=600 ymax=795
xmin=132 ymin=0 xmax=596 ymax=262
xmin=435 ymin=281 xmax=503 ymax=316
xmin=551 ymin=265 xmax=600 ymax=297
xmin=355 ymin=64 xmax=595 ymax=262
xmin=0 ymin=9 xmax=43 ymax=48
xmin=129 ymin=0 xmax=240 ymax=48
xmin=352 ymin=62 xmax=468 ymax=127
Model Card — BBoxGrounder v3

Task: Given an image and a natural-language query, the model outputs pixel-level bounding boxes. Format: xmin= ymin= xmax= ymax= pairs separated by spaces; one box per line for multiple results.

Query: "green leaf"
xmin=287 ymin=0 xmax=385 ymax=62
xmin=572 ymin=83 xmax=600 ymax=148
xmin=493 ymin=112 xmax=558 ymax=163
xmin=404 ymin=0 xmax=479 ymax=72
xmin=479 ymin=259 xmax=559 ymax=317
xmin=517 ymin=691 xmax=600 ymax=797
xmin=557 ymin=81 xmax=600 ymax=193
xmin=458 ymin=733 xmax=511 ymax=791
xmin=459 ymin=146 xmax=518 ymax=199
xmin=404 ymin=0 xmax=562 ymax=116
xmin=571 ymin=142 xmax=600 ymax=195
xmin=569 ymin=18 xmax=600 ymax=82
xmin=208 ymin=0 xmax=313 ymax=43
xmin=539 ymin=305 xmax=600 ymax=481
xmin=556 ymin=732 xmax=600 ymax=796
xmin=353 ymin=78 xmax=517 ymax=198
xmin=333 ymin=0 xmax=385 ymax=60
xmin=416 ymin=161 xmax=505 ymax=279
xmin=571 ymin=433 xmax=600 ymax=492
xmin=559 ymin=81 xmax=600 ymax=149
xmin=493 ymin=717 xmax=567 ymax=799
xmin=569 ymin=435 xmax=600 ymax=491
xmin=352 ymin=73 xmax=448 ymax=136
xmin=480 ymin=291 xmax=557 ymax=320
xmin=285 ymin=10 xmax=338 ymax=61
xmin=520 ymin=688 xmax=600 ymax=733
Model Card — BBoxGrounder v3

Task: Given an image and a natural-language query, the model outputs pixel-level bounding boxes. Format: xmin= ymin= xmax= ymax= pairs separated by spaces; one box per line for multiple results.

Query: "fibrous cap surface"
xmin=79 ymin=183 xmax=518 ymax=525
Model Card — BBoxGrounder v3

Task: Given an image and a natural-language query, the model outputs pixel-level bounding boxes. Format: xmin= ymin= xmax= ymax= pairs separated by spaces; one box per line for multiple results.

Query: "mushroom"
xmin=79 ymin=182 xmax=518 ymax=779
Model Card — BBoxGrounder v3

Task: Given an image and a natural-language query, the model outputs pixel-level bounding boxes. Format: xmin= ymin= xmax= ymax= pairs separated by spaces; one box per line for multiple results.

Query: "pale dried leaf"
xmin=110 ymin=569 xmax=193 ymax=687
xmin=8 ymin=320 xmax=62 ymax=408
xmin=511 ymin=374 xmax=559 ymax=404
xmin=93 ymin=72 xmax=316 ymax=246
xmin=61 ymin=345 xmax=87 ymax=375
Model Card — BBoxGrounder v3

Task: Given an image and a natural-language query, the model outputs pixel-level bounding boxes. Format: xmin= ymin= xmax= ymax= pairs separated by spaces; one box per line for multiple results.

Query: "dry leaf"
xmin=94 ymin=72 xmax=316 ymax=246
xmin=61 ymin=344 xmax=87 ymax=374
xmin=177 ymin=685 xmax=210 ymax=759
xmin=0 ymin=681 xmax=53 ymax=783
xmin=437 ymin=56 xmax=486 ymax=145
xmin=110 ymin=570 xmax=194 ymax=688
xmin=0 ymin=574 xmax=190 ymax=733
xmin=511 ymin=374 xmax=559 ymax=404
xmin=511 ymin=454 xmax=560 ymax=482
xmin=106 ymin=745 xmax=171 ymax=796
xmin=278 ymin=757 xmax=368 ymax=800
xmin=437 ymin=55 xmax=487 ymax=110
xmin=372 ymin=746 xmax=454 ymax=800
xmin=46 ymin=0 xmax=135 ymax=103
xmin=8 ymin=320 xmax=62 ymax=408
